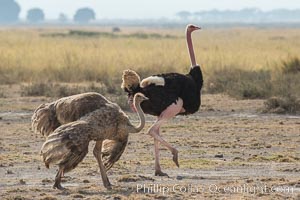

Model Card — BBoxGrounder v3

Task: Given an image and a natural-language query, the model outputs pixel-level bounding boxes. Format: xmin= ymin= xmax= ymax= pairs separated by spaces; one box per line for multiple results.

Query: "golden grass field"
xmin=0 ymin=27 xmax=299 ymax=84
xmin=0 ymin=27 xmax=300 ymax=199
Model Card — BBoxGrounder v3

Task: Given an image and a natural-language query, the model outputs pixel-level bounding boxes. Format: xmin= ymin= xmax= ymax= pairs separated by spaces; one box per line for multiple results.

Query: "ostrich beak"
xmin=142 ymin=96 xmax=149 ymax=101
xmin=195 ymin=26 xmax=201 ymax=30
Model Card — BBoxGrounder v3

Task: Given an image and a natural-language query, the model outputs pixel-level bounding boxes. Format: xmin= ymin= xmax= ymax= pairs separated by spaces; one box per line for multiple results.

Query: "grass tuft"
xmin=206 ymin=67 xmax=272 ymax=99
xmin=263 ymin=96 xmax=300 ymax=114
xmin=282 ymin=57 xmax=300 ymax=74
xmin=20 ymin=82 xmax=105 ymax=97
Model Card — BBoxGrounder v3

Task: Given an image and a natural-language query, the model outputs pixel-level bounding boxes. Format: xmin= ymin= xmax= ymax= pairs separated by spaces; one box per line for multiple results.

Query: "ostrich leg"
xmin=53 ymin=168 xmax=65 ymax=190
xmin=154 ymin=127 xmax=169 ymax=177
xmin=93 ymin=140 xmax=112 ymax=190
xmin=148 ymin=98 xmax=183 ymax=175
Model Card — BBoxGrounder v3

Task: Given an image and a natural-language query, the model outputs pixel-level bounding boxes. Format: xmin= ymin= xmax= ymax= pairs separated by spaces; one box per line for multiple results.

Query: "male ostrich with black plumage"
xmin=122 ymin=24 xmax=203 ymax=176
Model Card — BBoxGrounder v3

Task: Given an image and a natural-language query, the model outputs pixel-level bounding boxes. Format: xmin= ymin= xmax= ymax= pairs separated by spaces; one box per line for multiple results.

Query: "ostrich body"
xmin=32 ymin=92 xmax=147 ymax=189
xmin=122 ymin=24 xmax=202 ymax=176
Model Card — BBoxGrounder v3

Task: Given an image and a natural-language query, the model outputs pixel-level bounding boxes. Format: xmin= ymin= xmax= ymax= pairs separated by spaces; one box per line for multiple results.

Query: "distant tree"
xmin=74 ymin=8 xmax=95 ymax=23
xmin=27 ymin=8 xmax=45 ymax=23
xmin=58 ymin=13 xmax=68 ymax=23
xmin=176 ymin=11 xmax=191 ymax=21
xmin=0 ymin=0 xmax=21 ymax=23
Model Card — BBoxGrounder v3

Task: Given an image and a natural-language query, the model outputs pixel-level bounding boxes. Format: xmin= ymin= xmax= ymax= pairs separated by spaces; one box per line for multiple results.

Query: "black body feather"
xmin=126 ymin=66 xmax=203 ymax=116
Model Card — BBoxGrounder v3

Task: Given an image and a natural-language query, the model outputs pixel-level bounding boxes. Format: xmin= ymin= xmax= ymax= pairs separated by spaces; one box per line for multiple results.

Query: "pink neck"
xmin=186 ymin=30 xmax=197 ymax=67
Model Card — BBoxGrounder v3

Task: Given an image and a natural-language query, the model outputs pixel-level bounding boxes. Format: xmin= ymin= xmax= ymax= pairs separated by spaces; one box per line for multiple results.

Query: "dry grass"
xmin=206 ymin=60 xmax=300 ymax=98
xmin=0 ymin=27 xmax=300 ymax=113
xmin=263 ymin=96 xmax=300 ymax=114
xmin=0 ymin=27 xmax=300 ymax=84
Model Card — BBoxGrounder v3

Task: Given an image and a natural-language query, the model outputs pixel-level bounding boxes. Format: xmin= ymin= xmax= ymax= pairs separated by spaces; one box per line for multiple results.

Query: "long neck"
xmin=186 ymin=29 xmax=197 ymax=67
xmin=129 ymin=99 xmax=145 ymax=133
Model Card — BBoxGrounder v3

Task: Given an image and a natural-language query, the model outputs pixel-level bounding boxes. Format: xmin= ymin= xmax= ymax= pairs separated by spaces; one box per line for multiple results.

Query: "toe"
xmin=172 ymin=153 xmax=179 ymax=167
xmin=53 ymin=183 xmax=65 ymax=190
xmin=155 ymin=171 xmax=169 ymax=177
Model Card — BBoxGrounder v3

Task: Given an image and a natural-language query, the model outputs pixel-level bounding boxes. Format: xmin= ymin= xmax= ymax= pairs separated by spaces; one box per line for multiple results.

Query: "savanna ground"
xmin=0 ymin=26 xmax=300 ymax=199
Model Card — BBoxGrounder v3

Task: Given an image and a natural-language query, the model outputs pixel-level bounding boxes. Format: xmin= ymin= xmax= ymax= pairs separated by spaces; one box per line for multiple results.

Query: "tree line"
xmin=0 ymin=0 xmax=95 ymax=23
xmin=1 ymin=0 xmax=300 ymax=24
xmin=176 ymin=8 xmax=300 ymax=23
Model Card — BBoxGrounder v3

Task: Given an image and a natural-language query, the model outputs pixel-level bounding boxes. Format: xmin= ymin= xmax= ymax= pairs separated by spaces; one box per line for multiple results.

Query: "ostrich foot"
xmin=104 ymin=181 xmax=112 ymax=190
xmin=155 ymin=170 xmax=169 ymax=177
xmin=104 ymin=184 xmax=112 ymax=190
xmin=53 ymin=182 xmax=65 ymax=190
xmin=172 ymin=150 xmax=179 ymax=167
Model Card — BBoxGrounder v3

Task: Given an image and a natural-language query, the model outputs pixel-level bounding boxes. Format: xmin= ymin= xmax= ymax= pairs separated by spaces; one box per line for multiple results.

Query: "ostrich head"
xmin=133 ymin=92 xmax=149 ymax=103
xmin=186 ymin=24 xmax=201 ymax=33
xmin=129 ymin=92 xmax=148 ymax=113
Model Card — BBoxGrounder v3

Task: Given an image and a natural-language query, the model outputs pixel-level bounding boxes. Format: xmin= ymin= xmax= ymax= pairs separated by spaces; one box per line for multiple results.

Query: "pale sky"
xmin=16 ymin=0 xmax=300 ymax=19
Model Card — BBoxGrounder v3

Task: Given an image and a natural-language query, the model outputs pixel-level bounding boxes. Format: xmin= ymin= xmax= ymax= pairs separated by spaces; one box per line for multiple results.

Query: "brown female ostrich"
xmin=32 ymin=92 xmax=147 ymax=190
xmin=122 ymin=24 xmax=202 ymax=176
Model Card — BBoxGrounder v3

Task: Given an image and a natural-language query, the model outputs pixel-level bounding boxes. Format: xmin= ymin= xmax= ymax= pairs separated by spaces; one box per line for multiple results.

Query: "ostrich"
xmin=121 ymin=24 xmax=202 ymax=176
xmin=32 ymin=92 xmax=147 ymax=190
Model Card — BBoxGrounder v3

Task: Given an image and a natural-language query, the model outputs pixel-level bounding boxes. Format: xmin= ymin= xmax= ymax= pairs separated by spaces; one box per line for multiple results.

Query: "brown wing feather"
xmin=40 ymin=121 xmax=91 ymax=172
xmin=31 ymin=102 xmax=60 ymax=137
xmin=54 ymin=92 xmax=110 ymax=124
xmin=32 ymin=92 xmax=110 ymax=137
xmin=101 ymin=137 xmax=129 ymax=171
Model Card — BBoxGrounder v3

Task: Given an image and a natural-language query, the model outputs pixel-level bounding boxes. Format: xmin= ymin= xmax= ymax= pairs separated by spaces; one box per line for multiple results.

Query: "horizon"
xmin=16 ymin=0 xmax=300 ymax=20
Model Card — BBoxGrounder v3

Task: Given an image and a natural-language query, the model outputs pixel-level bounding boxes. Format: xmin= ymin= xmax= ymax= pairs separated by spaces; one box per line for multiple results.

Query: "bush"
xmin=21 ymin=82 xmax=50 ymax=96
xmin=271 ymin=73 xmax=300 ymax=99
xmin=206 ymin=67 xmax=272 ymax=99
xmin=262 ymin=57 xmax=300 ymax=114
xmin=282 ymin=57 xmax=300 ymax=74
xmin=263 ymin=96 xmax=300 ymax=114
xmin=206 ymin=57 xmax=300 ymax=101
xmin=21 ymin=82 xmax=105 ymax=97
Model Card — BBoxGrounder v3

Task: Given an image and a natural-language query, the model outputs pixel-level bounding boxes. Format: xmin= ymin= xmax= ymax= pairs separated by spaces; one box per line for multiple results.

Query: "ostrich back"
xmin=32 ymin=92 xmax=110 ymax=137
xmin=54 ymin=92 xmax=111 ymax=124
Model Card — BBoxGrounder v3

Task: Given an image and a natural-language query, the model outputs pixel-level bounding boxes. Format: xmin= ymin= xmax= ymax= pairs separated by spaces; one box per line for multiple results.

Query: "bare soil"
xmin=0 ymin=91 xmax=300 ymax=200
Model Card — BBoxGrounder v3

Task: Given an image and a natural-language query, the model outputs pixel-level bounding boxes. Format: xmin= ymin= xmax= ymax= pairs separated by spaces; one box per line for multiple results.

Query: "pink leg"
xmin=154 ymin=128 xmax=160 ymax=171
xmin=148 ymin=98 xmax=183 ymax=175
xmin=154 ymin=128 xmax=168 ymax=176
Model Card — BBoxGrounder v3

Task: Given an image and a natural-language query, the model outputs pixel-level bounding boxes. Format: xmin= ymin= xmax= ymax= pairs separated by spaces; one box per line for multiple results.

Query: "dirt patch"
xmin=0 ymin=94 xmax=299 ymax=199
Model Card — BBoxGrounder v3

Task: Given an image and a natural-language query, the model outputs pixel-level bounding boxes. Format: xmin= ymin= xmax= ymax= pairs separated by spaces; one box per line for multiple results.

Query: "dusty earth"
xmin=0 ymin=87 xmax=300 ymax=199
